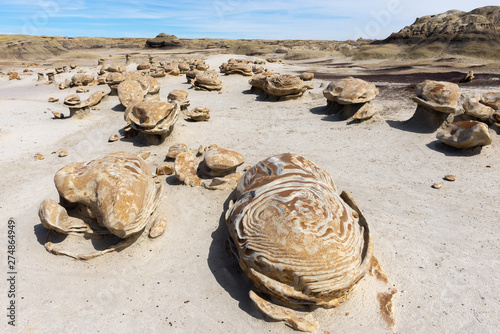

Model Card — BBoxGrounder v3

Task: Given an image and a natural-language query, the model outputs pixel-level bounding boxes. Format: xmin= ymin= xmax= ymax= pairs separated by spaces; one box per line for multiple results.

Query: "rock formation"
xmin=38 ymin=152 xmax=164 ymax=260
xmin=323 ymin=77 xmax=380 ymax=120
xmin=405 ymin=80 xmax=461 ymax=131
xmin=436 ymin=121 xmax=492 ymax=149
xmin=225 ymin=153 xmax=373 ymax=331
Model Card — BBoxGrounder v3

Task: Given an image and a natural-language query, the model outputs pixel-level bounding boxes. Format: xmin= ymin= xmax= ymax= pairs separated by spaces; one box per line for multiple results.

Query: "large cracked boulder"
xmin=225 ymin=153 xmax=373 ymax=331
xmin=38 ymin=152 xmax=164 ymax=259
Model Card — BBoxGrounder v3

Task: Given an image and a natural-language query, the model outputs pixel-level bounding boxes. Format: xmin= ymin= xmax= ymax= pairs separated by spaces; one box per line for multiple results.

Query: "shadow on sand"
xmin=426 ymin=140 xmax=484 ymax=156
xmin=206 ymin=191 xmax=264 ymax=321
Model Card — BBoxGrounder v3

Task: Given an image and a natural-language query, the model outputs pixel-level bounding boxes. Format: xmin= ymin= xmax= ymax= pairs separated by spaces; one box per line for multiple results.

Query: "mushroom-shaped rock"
xmin=187 ymin=107 xmax=210 ymax=121
xmin=480 ymin=92 xmax=500 ymax=110
xmin=38 ymin=152 xmax=164 ymax=259
xmin=323 ymin=77 xmax=379 ymax=104
xmin=436 ymin=121 xmax=492 ymax=149
xmin=124 ymin=101 xmax=180 ymax=136
xmin=199 ymin=146 xmax=244 ymax=177
xmin=405 ymin=80 xmax=461 ymax=131
xmin=106 ymin=72 xmax=126 ymax=93
xmin=64 ymin=94 xmax=90 ymax=118
xmin=263 ymin=74 xmax=312 ymax=99
xmin=463 ymin=97 xmax=495 ymax=121
xmin=193 ymin=70 xmax=223 ymax=91
xmin=225 ymin=153 xmax=373 ymax=331
xmin=167 ymin=90 xmax=190 ymax=109
xmin=412 ymin=80 xmax=461 ymax=113
xmin=118 ymin=80 xmax=146 ymax=107
xmin=174 ymin=151 xmax=201 ymax=186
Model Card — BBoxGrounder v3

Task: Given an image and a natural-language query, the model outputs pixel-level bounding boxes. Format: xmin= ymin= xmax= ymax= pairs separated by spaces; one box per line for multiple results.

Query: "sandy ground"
xmin=0 ymin=50 xmax=499 ymax=334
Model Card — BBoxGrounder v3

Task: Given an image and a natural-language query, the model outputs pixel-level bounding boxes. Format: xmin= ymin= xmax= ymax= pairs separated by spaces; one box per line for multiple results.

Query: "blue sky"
xmin=0 ymin=0 xmax=496 ymax=40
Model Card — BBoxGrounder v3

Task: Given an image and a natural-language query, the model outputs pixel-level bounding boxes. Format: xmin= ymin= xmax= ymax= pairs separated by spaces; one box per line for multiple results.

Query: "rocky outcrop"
xmin=146 ymin=33 xmax=182 ymax=48
xmin=382 ymin=6 xmax=500 ymax=45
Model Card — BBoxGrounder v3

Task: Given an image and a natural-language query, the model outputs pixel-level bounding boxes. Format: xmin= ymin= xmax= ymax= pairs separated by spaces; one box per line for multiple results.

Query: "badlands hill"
xmin=374 ymin=6 xmax=500 ymax=58
xmin=1 ymin=6 xmax=500 ymax=61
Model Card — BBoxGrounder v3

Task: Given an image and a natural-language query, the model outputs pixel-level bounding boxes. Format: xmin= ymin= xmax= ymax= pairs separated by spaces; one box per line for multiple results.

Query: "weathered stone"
xmin=480 ymin=92 xmax=500 ymax=110
xmin=200 ymin=146 xmax=244 ymax=177
xmin=437 ymin=121 xmax=492 ymax=149
xmin=166 ymin=143 xmax=188 ymax=159
xmin=117 ymin=80 xmax=146 ymax=107
xmin=105 ymin=64 xmax=126 ymax=73
xmin=149 ymin=216 xmax=167 ymax=238
xmin=174 ymin=151 xmax=201 ymax=186
xmin=411 ymin=80 xmax=461 ymax=113
xmin=71 ymin=73 xmax=95 ymax=86
xmin=167 ymin=90 xmax=190 ymax=109
xmin=187 ymin=106 xmax=210 ymax=121
xmin=124 ymin=101 xmax=180 ymax=136
xmin=108 ymin=134 xmax=119 ymax=142
xmin=463 ymin=97 xmax=495 ymax=121
xmin=192 ymin=70 xmax=223 ymax=91
xmin=201 ymin=172 xmax=243 ymax=191
xmin=300 ymin=72 xmax=314 ymax=81
xmin=323 ymin=77 xmax=379 ymax=104
xmin=249 ymin=72 xmax=275 ymax=90
xmin=137 ymin=62 xmax=150 ymax=70
xmin=156 ymin=163 xmax=175 ymax=176
xmin=263 ymin=74 xmax=312 ymax=99
xmin=225 ymin=153 xmax=373 ymax=331
xmin=38 ymin=152 xmax=164 ymax=259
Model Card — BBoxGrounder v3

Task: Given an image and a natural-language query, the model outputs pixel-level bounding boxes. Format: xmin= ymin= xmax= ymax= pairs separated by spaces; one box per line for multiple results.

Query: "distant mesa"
xmin=146 ymin=33 xmax=182 ymax=48
xmin=380 ymin=6 xmax=500 ymax=45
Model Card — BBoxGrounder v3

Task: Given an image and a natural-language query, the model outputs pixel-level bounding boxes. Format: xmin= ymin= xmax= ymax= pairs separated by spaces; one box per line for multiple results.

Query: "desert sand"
xmin=0 ymin=48 xmax=499 ymax=334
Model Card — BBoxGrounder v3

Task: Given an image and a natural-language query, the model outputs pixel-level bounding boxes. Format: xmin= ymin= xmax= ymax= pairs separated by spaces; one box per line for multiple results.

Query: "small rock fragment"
xmin=48 ymin=97 xmax=59 ymax=103
xmin=444 ymin=175 xmax=456 ymax=182
xmin=432 ymin=183 xmax=443 ymax=189
xmin=35 ymin=153 xmax=44 ymax=160
xmin=52 ymin=111 xmax=64 ymax=119
xmin=149 ymin=216 xmax=167 ymax=238
xmin=108 ymin=134 xmax=119 ymax=142
xmin=58 ymin=151 xmax=67 ymax=157
xmin=156 ymin=163 xmax=175 ymax=176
